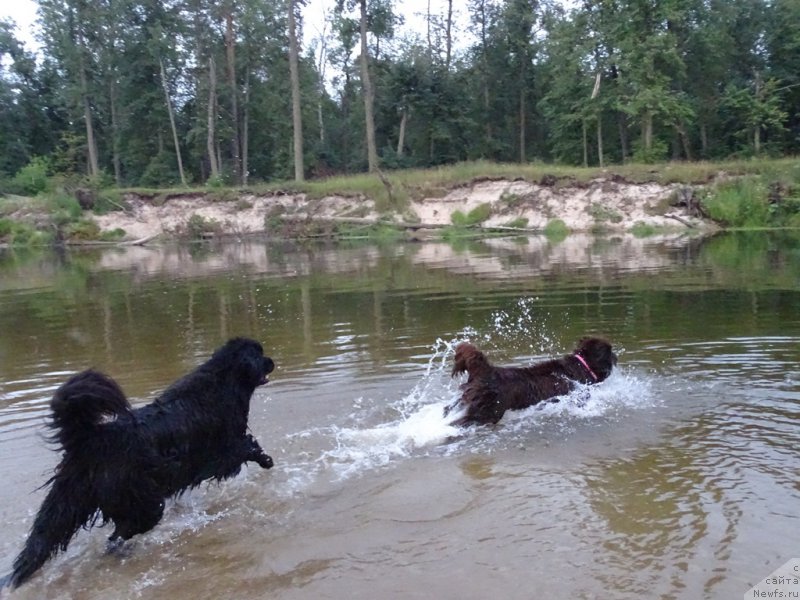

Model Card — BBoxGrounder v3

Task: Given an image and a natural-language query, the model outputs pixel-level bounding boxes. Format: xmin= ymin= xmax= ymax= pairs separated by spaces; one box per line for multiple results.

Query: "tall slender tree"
xmin=288 ymin=0 xmax=305 ymax=181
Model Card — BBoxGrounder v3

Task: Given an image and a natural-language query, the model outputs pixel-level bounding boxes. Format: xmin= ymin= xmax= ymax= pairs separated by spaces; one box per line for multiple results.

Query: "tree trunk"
xmin=445 ymin=0 xmax=453 ymax=71
xmin=160 ymin=58 xmax=187 ymax=186
xmin=397 ymin=107 xmax=407 ymax=156
xmin=109 ymin=76 xmax=122 ymax=185
xmin=77 ymin=38 xmax=100 ymax=178
xmin=225 ymin=6 xmax=240 ymax=183
xmin=518 ymin=75 xmax=526 ymax=163
xmin=582 ymin=120 xmax=588 ymax=167
xmin=754 ymin=70 xmax=762 ymax=154
xmin=315 ymin=22 xmax=328 ymax=144
xmin=359 ymin=0 xmax=379 ymax=172
xmin=288 ymin=0 xmax=305 ymax=181
xmin=479 ymin=1 xmax=491 ymax=151
xmin=677 ymin=121 xmax=692 ymax=160
xmin=207 ymin=56 xmax=219 ymax=179
xmin=242 ymin=68 xmax=250 ymax=185
xmin=597 ymin=117 xmax=604 ymax=167
xmin=426 ymin=0 xmax=432 ymax=62
xmin=700 ymin=122 xmax=708 ymax=157
xmin=642 ymin=111 xmax=653 ymax=152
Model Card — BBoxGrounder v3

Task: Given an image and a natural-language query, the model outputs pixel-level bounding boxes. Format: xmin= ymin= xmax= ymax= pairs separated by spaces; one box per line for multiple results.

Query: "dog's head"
xmin=215 ymin=337 xmax=275 ymax=388
xmin=452 ymin=342 xmax=492 ymax=378
xmin=574 ymin=337 xmax=617 ymax=382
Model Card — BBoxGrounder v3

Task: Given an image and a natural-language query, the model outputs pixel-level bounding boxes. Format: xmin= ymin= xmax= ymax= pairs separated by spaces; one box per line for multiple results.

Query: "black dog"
xmin=3 ymin=337 xmax=275 ymax=589
xmin=444 ymin=337 xmax=617 ymax=426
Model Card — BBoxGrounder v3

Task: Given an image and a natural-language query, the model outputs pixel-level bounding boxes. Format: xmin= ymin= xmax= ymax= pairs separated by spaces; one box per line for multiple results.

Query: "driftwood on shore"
xmin=664 ymin=213 xmax=696 ymax=228
xmin=118 ymin=233 xmax=161 ymax=246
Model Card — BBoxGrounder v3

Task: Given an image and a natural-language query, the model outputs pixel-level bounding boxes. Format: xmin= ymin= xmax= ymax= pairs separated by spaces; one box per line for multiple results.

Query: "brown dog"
xmin=444 ymin=337 xmax=617 ymax=426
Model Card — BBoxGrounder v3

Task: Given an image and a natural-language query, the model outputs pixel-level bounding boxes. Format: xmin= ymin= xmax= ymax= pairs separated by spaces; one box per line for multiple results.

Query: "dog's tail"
xmin=5 ymin=370 xmax=130 ymax=588
xmin=8 ymin=472 xmax=100 ymax=588
xmin=48 ymin=369 xmax=133 ymax=454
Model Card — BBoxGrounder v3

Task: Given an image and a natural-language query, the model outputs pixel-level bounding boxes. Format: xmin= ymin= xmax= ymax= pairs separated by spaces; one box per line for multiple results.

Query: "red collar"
xmin=574 ymin=353 xmax=598 ymax=381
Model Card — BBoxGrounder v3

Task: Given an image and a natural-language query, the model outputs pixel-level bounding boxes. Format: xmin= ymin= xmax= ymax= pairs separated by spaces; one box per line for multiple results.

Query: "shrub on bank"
xmin=702 ymin=175 xmax=800 ymax=228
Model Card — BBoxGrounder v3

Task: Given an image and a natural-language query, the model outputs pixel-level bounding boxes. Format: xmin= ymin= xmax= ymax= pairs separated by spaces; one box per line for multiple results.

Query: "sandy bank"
xmin=88 ymin=176 xmax=712 ymax=242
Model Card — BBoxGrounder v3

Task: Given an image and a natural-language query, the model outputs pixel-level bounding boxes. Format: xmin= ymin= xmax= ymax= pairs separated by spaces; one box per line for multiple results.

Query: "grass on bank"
xmin=2 ymin=157 xmax=800 ymax=245
xmin=116 ymin=156 xmax=800 ymax=210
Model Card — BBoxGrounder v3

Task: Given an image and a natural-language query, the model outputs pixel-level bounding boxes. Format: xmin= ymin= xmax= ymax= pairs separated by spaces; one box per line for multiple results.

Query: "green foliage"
xmin=544 ymin=219 xmax=569 ymax=241
xmin=630 ymin=222 xmax=658 ymax=237
xmin=335 ymin=223 xmax=404 ymax=243
xmin=451 ymin=203 xmax=492 ymax=227
xmin=588 ymin=203 xmax=624 ymax=223
xmin=702 ymin=178 xmax=771 ymax=227
xmin=0 ymin=218 xmax=50 ymax=245
xmin=0 ymin=0 xmax=799 ymax=188
xmin=505 ymin=217 xmax=529 ymax=228
xmin=205 ymin=175 xmax=229 ymax=189
xmin=139 ymin=151 xmax=181 ymax=188
xmin=47 ymin=193 xmax=83 ymax=225
xmin=500 ymin=192 xmax=525 ymax=209
xmin=93 ymin=189 xmax=130 ymax=215
xmin=183 ymin=214 xmax=221 ymax=240
xmin=631 ymin=139 xmax=669 ymax=165
xmin=207 ymin=188 xmax=239 ymax=203
xmin=12 ymin=157 xmax=52 ymax=195
xmin=64 ymin=219 xmax=103 ymax=241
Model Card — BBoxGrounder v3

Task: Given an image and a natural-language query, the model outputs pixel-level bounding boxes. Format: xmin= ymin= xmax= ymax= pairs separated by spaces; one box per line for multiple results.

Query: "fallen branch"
xmin=119 ymin=233 xmax=160 ymax=246
xmin=664 ymin=213 xmax=695 ymax=228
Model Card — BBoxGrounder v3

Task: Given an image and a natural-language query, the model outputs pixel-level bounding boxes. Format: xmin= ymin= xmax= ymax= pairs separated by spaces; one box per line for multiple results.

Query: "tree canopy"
xmin=1 ymin=0 xmax=798 ymax=187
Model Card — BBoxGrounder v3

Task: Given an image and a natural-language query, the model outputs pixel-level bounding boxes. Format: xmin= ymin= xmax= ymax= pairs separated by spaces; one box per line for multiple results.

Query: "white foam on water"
xmin=288 ymin=298 xmax=656 ymax=483
xmin=315 ymin=336 xmax=465 ymax=479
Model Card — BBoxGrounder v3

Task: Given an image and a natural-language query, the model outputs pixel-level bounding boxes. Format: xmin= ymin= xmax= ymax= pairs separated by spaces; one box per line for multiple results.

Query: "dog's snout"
xmin=263 ymin=357 xmax=275 ymax=374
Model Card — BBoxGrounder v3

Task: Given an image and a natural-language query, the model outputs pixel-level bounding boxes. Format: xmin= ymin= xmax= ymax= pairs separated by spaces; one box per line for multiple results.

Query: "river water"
xmin=0 ymin=232 xmax=798 ymax=599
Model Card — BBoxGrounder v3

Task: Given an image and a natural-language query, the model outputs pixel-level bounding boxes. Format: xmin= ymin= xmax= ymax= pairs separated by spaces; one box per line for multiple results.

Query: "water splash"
xmin=476 ymin=297 xmax=561 ymax=356
xmin=317 ymin=374 xmax=652 ymax=479
xmin=317 ymin=337 xmax=465 ymax=479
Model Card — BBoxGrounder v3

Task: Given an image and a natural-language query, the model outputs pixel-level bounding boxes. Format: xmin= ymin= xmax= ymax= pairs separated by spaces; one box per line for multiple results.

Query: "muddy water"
xmin=0 ymin=232 xmax=798 ymax=599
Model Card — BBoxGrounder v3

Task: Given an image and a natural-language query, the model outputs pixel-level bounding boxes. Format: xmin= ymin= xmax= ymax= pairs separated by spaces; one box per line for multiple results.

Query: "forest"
xmin=0 ymin=0 xmax=798 ymax=191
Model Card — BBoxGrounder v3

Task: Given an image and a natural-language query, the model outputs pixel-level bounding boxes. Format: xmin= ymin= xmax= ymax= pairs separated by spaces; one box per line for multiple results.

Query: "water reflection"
xmin=1 ymin=231 xmax=800 ymax=599
xmin=585 ymin=381 xmax=800 ymax=598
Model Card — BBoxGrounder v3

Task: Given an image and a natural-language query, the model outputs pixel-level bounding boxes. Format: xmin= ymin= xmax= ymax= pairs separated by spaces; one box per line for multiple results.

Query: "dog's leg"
xmin=107 ymin=499 xmax=165 ymax=546
xmin=443 ymin=398 xmax=463 ymax=418
xmin=243 ymin=434 xmax=273 ymax=469
xmin=205 ymin=435 xmax=273 ymax=482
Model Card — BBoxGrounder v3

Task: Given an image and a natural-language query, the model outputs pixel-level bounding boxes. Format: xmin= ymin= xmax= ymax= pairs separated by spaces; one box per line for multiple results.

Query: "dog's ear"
xmin=452 ymin=343 xmax=469 ymax=377
xmin=452 ymin=343 xmax=490 ymax=377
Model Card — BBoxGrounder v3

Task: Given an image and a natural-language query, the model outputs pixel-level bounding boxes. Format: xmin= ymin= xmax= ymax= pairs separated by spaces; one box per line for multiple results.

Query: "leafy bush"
xmin=500 ymin=192 xmax=525 ymax=209
xmin=93 ymin=189 xmax=130 ymax=214
xmin=544 ymin=218 xmax=569 ymax=241
xmin=205 ymin=174 xmax=228 ymax=189
xmin=0 ymin=218 xmax=50 ymax=245
xmin=12 ymin=157 xmax=52 ymax=195
xmin=702 ymin=178 xmax=770 ymax=227
xmin=451 ymin=203 xmax=492 ymax=226
xmin=47 ymin=193 xmax=83 ymax=225
xmin=184 ymin=214 xmax=221 ymax=239
xmin=504 ymin=217 xmax=529 ymax=228
xmin=630 ymin=221 xmax=657 ymax=237
xmin=631 ymin=138 xmax=668 ymax=164
xmin=588 ymin=203 xmax=623 ymax=223
xmin=139 ymin=151 xmax=180 ymax=187
xmin=64 ymin=219 xmax=102 ymax=241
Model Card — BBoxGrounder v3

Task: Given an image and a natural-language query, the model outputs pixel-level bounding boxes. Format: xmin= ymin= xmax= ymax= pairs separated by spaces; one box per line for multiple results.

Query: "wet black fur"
xmin=444 ymin=337 xmax=617 ymax=426
xmin=3 ymin=337 xmax=275 ymax=589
